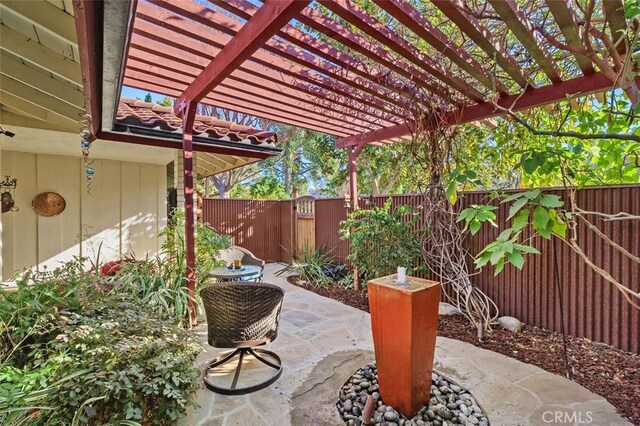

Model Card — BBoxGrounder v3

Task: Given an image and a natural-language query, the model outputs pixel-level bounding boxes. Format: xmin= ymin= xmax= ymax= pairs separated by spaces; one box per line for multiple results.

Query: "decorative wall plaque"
xmin=32 ymin=192 xmax=66 ymax=217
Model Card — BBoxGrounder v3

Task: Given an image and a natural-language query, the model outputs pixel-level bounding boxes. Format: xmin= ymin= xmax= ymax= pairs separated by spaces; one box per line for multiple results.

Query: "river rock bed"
xmin=337 ymin=363 xmax=489 ymax=426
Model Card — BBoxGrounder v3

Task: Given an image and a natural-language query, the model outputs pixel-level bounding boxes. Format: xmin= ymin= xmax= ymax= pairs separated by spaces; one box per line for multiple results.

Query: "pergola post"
xmin=348 ymin=144 xmax=363 ymax=290
xmin=171 ymin=0 xmax=311 ymax=322
xmin=181 ymin=101 xmax=198 ymax=324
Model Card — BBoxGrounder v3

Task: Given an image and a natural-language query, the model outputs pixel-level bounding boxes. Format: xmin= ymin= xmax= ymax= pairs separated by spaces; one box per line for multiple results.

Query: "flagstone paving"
xmin=182 ymin=264 xmax=630 ymax=426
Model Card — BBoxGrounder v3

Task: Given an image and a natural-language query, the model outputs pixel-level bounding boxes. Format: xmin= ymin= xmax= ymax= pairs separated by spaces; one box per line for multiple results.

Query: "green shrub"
xmin=340 ymin=199 xmax=424 ymax=284
xmin=31 ymin=300 xmax=200 ymax=425
xmin=0 ymin=257 xmax=201 ymax=425
xmin=161 ymin=210 xmax=231 ymax=287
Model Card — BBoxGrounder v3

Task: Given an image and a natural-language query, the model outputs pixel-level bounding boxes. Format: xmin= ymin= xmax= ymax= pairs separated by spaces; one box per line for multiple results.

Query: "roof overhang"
xmin=0 ymin=0 xmax=280 ymax=171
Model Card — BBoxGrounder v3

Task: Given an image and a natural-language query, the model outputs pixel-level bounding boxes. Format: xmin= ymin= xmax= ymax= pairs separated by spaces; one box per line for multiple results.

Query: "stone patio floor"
xmin=183 ymin=264 xmax=630 ymax=426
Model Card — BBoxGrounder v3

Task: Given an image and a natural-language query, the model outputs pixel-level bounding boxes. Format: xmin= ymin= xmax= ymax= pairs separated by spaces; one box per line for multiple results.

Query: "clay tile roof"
xmin=116 ymin=98 xmax=278 ymax=146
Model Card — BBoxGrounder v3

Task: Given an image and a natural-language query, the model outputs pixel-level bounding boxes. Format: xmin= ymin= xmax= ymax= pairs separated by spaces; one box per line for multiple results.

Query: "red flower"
xmin=100 ymin=259 xmax=134 ymax=276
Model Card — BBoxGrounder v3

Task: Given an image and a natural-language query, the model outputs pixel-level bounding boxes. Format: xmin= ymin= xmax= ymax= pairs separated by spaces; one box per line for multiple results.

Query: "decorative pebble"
xmin=344 ymin=399 xmax=353 ymax=412
xmin=384 ymin=411 xmax=398 ymax=421
xmin=336 ymin=364 xmax=490 ymax=425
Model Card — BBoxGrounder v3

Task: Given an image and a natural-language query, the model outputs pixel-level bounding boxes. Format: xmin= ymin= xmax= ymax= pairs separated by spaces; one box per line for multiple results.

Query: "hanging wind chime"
xmin=80 ymin=129 xmax=95 ymax=195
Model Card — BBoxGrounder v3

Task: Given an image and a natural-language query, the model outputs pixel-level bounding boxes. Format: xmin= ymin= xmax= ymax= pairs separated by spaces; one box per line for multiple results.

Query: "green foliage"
xmin=460 ymin=189 xmax=567 ymax=275
xmin=276 ymin=244 xmax=335 ymax=287
xmin=625 ymin=0 xmax=640 ymax=19
xmin=448 ymin=93 xmax=640 ymax=276
xmin=156 ymin=97 xmax=173 ymax=107
xmin=231 ymin=175 xmax=288 ymax=200
xmin=340 ymin=199 xmax=424 ymax=283
xmin=444 ymin=169 xmax=484 ymax=205
xmin=0 ymin=255 xmax=202 ymax=425
xmin=457 ymin=204 xmax=497 ymax=235
xmin=33 ymin=301 xmax=200 ymax=425
xmin=162 ymin=210 xmax=231 ymax=288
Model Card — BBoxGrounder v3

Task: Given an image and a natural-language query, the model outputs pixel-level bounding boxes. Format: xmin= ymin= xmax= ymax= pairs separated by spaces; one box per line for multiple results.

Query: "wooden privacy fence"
xmin=202 ymin=185 xmax=640 ymax=353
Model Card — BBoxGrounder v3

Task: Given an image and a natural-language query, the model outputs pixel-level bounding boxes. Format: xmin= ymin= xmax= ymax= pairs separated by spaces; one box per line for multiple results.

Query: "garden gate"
xmin=294 ymin=195 xmax=315 ymax=254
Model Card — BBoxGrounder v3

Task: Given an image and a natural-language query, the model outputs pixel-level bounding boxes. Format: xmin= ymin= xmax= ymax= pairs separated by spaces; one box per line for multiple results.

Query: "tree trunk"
xmin=211 ymin=175 xmax=229 ymax=199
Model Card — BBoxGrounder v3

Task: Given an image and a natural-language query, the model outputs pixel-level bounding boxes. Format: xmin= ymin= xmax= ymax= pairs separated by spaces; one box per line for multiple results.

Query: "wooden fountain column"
xmin=368 ymin=274 xmax=441 ymax=417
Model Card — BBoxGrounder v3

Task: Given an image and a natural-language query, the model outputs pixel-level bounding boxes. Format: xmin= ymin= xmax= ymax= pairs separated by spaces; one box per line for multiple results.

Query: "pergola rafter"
xmin=135 ymin=2 xmax=406 ymax=124
xmin=318 ymin=0 xmax=487 ymax=102
xmin=372 ymin=0 xmax=510 ymax=95
xmin=126 ymin=43 xmax=394 ymax=131
xmin=212 ymin=0 xmax=427 ymax=107
xmin=544 ymin=0 xmax=595 ymax=75
xmin=293 ymin=5 xmax=460 ymax=106
xmin=173 ymin=0 xmax=311 ymax=113
xmin=129 ymin=22 xmax=402 ymax=127
xmin=151 ymin=1 xmax=411 ymax=114
xmin=487 ymin=0 xmax=562 ymax=83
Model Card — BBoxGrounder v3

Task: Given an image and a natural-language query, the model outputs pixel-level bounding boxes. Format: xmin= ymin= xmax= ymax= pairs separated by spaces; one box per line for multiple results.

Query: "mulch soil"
xmin=288 ymin=277 xmax=640 ymax=425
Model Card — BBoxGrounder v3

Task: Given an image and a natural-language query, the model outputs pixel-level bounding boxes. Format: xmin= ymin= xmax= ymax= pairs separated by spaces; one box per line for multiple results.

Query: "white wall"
xmin=1 ymin=151 xmax=167 ymax=280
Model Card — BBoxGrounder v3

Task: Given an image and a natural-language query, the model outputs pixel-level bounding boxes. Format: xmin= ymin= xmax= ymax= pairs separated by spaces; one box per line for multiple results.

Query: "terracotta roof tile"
xmin=116 ymin=98 xmax=278 ymax=146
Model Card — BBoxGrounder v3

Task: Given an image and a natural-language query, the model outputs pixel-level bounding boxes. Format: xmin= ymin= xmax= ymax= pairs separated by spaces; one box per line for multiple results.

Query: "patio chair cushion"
xmin=200 ymin=282 xmax=284 ymax=348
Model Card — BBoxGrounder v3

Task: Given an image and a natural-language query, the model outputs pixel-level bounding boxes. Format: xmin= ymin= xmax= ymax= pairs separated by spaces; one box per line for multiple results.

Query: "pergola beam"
xmin=337 ymin=73 xmax=636 ymax=147
xmin=488 ymin=0 xmax=561 ymax=83
xmin=174 ymin=0 xmax=310 ymax=115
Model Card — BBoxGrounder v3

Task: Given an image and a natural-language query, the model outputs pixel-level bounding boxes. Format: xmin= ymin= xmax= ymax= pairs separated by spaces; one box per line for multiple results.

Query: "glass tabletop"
xmin=208 ymin=264 xmax=262 ymax=279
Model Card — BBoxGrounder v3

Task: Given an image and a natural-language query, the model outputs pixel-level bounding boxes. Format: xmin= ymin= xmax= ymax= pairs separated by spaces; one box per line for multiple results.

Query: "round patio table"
xmin=209 ymin=265 xmax=262 ymax=282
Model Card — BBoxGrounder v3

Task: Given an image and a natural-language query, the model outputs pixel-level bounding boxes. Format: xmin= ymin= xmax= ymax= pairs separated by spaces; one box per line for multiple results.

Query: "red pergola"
xmin=75 ymin=0 xmax=633 ymax=316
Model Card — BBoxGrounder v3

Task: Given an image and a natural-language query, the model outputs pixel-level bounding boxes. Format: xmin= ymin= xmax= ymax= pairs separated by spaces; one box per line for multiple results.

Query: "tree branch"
xmin=495 ymin=104 xmax=640 ymax=143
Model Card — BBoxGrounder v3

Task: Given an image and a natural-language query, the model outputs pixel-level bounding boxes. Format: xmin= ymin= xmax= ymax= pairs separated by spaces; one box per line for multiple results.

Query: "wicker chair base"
xmin=204 ymin=348 xmax=283 ymax=395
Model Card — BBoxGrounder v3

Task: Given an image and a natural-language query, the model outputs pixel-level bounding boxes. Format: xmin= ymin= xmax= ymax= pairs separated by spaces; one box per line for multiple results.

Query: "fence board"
xmin=203 ymin=186 xmax=640 ymax=353
xmin=202 ymin=198 xmax=282 ymax=262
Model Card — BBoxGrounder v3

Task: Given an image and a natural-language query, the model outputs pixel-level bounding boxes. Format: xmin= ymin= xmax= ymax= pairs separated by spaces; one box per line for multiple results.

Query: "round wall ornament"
xmin=32 ymin=192 xmax=66 ymax=217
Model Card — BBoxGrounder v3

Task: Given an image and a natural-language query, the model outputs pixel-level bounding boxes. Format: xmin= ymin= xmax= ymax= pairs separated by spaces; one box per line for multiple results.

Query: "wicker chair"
xmin=200 ymin=282 xmax=284 ymax=395
xmin=217 ymin=246 xmax=265 ymax=281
